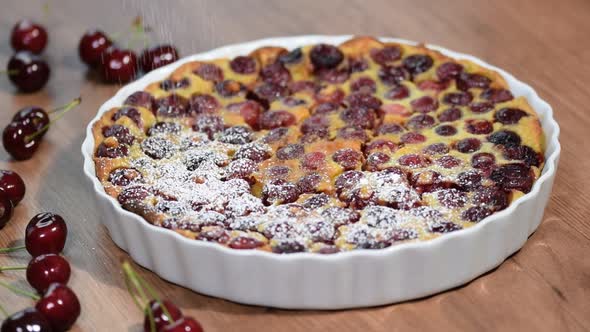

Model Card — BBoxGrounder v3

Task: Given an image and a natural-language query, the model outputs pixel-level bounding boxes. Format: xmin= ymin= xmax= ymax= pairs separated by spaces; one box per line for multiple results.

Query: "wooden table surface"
xmin=1 ymin=0 xmax=589 ymax=331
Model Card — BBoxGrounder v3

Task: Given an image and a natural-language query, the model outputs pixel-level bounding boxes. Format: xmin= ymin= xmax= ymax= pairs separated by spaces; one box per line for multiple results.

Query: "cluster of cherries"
xmin=79 ymin=25 xmax=179 ymax=83
xmin=0 ymin=170 xmax=80 ymax=332
xmin=2 ymin=16 xmax=195 ymax=331
xmin=122 ymin=262 xmax=203 ymax=332
xmin=2 ymin=18 xmax=180 ymax=94
xmin=2 ymin=20 xmax=51 ymax=93
xmin=2 ymin=97 xmax=81 ymax=161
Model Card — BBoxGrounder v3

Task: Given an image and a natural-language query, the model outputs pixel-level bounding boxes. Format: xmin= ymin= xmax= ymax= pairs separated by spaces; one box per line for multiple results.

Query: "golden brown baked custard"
xmin=92 ymin=37 xmax=545 ymax=253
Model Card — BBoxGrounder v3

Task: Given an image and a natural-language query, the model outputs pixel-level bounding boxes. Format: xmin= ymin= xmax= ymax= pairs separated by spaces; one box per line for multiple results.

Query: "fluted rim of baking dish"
xmin=81 ymin=35 xmax=560 ymax=262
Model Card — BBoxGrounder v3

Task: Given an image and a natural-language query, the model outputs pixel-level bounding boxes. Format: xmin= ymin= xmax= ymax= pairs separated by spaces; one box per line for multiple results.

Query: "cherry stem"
xmin=0 ymin=245 xmax=26 ymax=254
xmin=135 ymin=272 xmax=174 ymax=325
xmin=0 ymin=266 xmax=27 ymax=272
xmin=43 ymin=2 xmax=50 ymax=17
xmin=0 ymin=302 xmax=7 ymax=318
xmin=123 ymin=274 xmax=157 ymax=332
xmin=121 ymin=261 xmax=175 ymax=329
xmin=0 ymin=69 xmax=19 ymax=76
xmin=0 ymin=280 xmax=40 ymax=301
xmin=128 ymin=16 xmax=150 ymax=49
xmin=25 ymin=97 xmax=82 ymax=142
xmin=122 ymin=262 xmax=156 ymax=332
xmin=47 ymin=96 xmax=83 ymax=114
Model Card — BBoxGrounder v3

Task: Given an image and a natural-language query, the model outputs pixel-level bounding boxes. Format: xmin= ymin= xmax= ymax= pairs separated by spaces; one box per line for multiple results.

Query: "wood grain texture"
xmin=0 ymin=0 xmax=589 ymax=331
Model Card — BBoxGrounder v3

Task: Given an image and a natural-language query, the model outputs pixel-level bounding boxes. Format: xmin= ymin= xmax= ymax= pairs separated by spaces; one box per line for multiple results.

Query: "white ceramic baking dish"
xmin=81 ymin=35 xmax=560 ymax=309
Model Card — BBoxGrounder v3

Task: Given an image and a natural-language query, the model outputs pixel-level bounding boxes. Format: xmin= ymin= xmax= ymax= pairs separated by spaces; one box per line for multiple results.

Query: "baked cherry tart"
xmin=91 ymin=36 xmax=545 ymax=254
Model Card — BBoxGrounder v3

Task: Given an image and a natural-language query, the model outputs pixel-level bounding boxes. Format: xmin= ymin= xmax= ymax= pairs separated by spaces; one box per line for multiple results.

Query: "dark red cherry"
xmin=310 ymin=44 xmax=343 ymax=69
xmin=261 ymin=180 xmax=300 ymax=205
xmin=230 ymin=55 xmax=257 ymax=74
xmin=124 ymin=91 xmax=156 ymax=112
xmin=11 ymin=20 xmax=48 ymax=54
xmin=333 ymin=148 xmax=363 ymax=170
xmin=0 ymin=170 xmax=26 ymax=205
xmin=455 ymin=138 xmax=482 ymax=153
xmin=402 ymin=54 xmax=433 ymax=75
xmin=481 ymin=88 xmax=514 ymax=103
xmin=234 ymin=143 xmax=271 ymax=162
xmin=228 ymin=236 xmax=265 ymax=249
xmin=436 ymin=62 xmax=463 ymax=81
xmin=378 ymin=65 xmax=409 ymax=85
xmin=276 ymin=143 xmax=304 ymax=160
xmin=258 ymin=110 xmax=296 ymax=129
xmin=6 ymin=51 xmax=50 ymax=93
xmin=301 ymin=152 xmax=326 ymax=171
xmin=457 ymin=72 xmax=491 ymax=90
xmin=494 ymin=107 xmax=528 ymax=125
xmin=140 ymin=45 xmax=179 ymax=72
xmin=160 ymin=317 xmax=204 ymax=332
xmin=438 ymin=108 xmax=462 ymax=122
xmin=35 ymin=283 xmax=80 ymax=332
xmin=101 ymin=47 xmax=138 ymax=83
xmin=0 ymin=193 xmax=14 ymax=229
xmin=25 ymin=212 xmax=68 ymax=257
xmin=490 ymin=163 xmax=534 ymax=193
xmin=370 ymin=46 xmax=401 ymax=65
xmin=0 ymin=307 xmax=52 ymax=332
xmin=410 ymin=96 xmax=438 ymax=113
xmin=487 ymin=130 xmax=521 ymax=147
xmin=462 ymin=206 xmax=492 ymax=222
xmin=26 ymin=254 xmax=71 ymax=293
xmin=143 ymin=300 xmax=183 ymax=332
xmin=472 ymin=152 xmax=496 ymax=170
xmin=385 ymin=85 xmax=410 ymax=100
xmin=78 ymin=30 xmax=112 ymax=67
xmin=2 ymin=121 xmax=40 ymax=161
xmin=12 ymin=106 xmax=49 ymax=137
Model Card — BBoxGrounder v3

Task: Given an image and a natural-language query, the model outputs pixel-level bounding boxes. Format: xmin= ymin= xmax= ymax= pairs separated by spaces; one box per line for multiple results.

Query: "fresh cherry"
xmin=27 ymin=254 xmax=71 ymax=293
xmin=101 ymin=47 xmax=138 ymax=83
xmin=0 ymin=170 xmax=26 ymax=205
xmin=78 ymin=30 xmax=113 ymax=67
xmin=5 ymin=51 xmax=50 ymax=93
xmin=3 ymin=98 xmax=80 ymax=161
xmin=160 ymin=317 xmax=204 ymax=332
xmin=2 ymin=121 xmax=39 ymax=161
xmin=35 ymin=283 xmax=81 ymax=332
xmin=0 ymin=193 xmax=14 ymax=229
xmin=143 ymin=300 xmax=183 ymax=332
xmin=140 ymin=45 xmax=179 ymax=72
xmin=25 ymin=212 xmax=68 ymax=257
xmin=12 ymin=106 xmax=49 ymax=137
xmin=11 ymin=20 xmax=48 ymax=54
xmin=0 ymin=307 xmax=52 ymax=332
